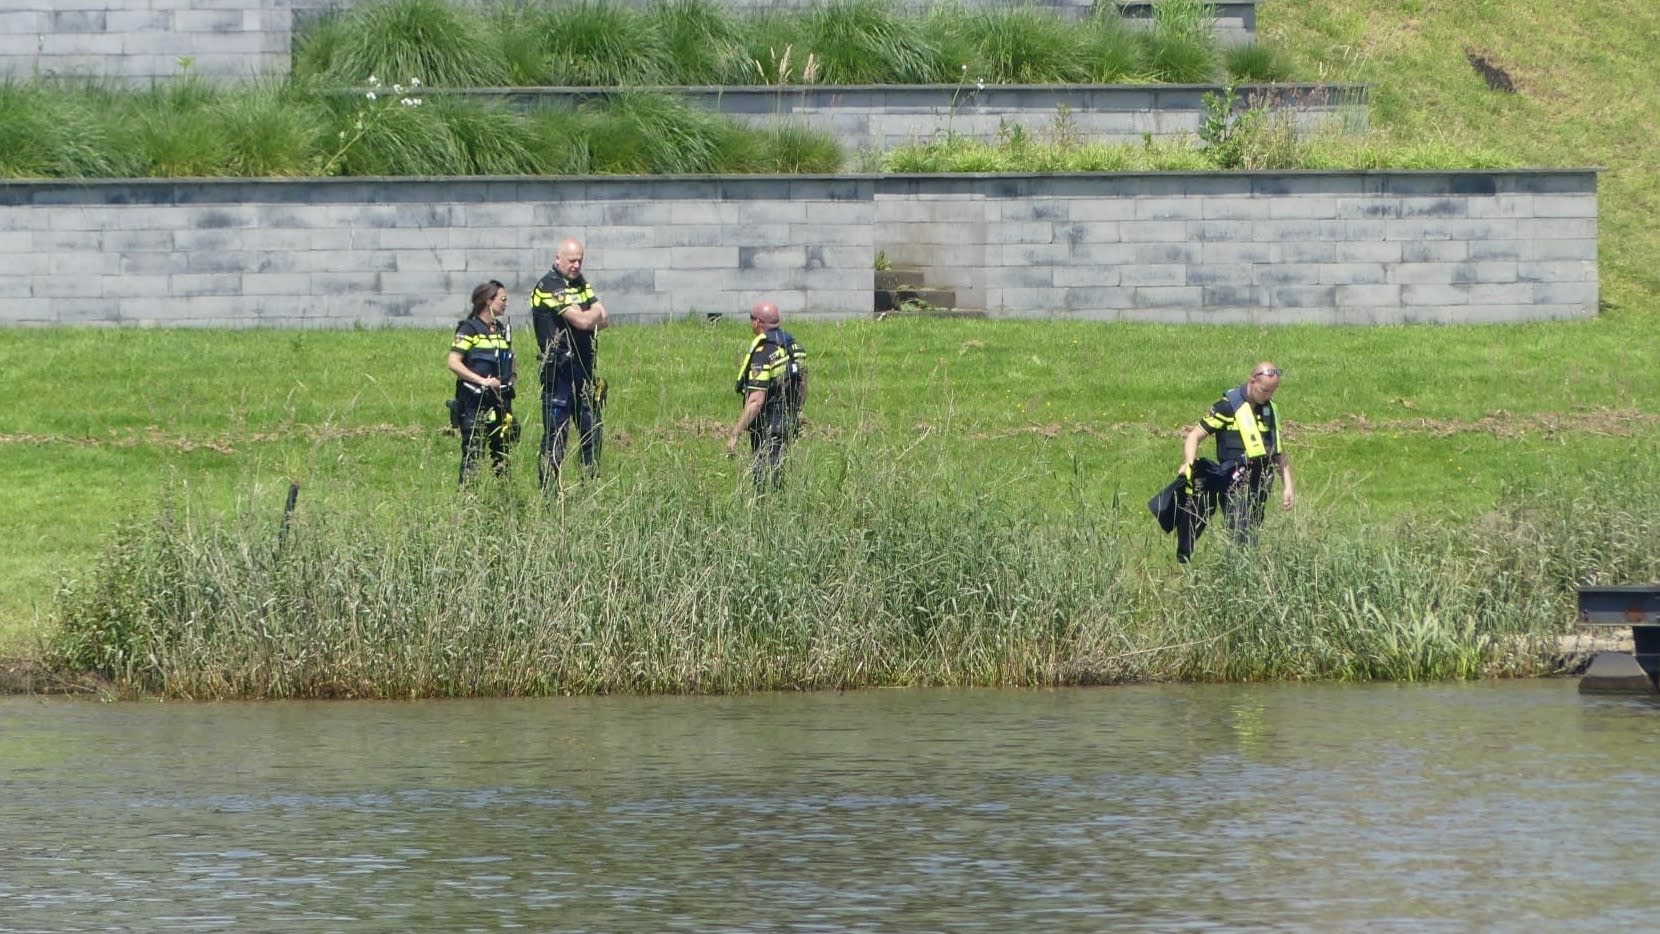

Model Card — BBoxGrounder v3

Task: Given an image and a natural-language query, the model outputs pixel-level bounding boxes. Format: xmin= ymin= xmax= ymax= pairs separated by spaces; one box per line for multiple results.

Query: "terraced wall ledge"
xmin=0 ymin=170 xmax=1595 ymax=328
xmin=464 ymin=83 xmax=1365 ymax=149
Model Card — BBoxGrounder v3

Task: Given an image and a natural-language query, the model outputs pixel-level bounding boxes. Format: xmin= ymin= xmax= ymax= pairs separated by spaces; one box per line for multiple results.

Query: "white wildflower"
xmin=365 ymin=91 xmax=377 ymax=101
xmin=410 ymin=77 xmax=421 ymax=87
xmin=368 ymin=75 xmax=380 ymax=87
xmin=393 ymin=84 xmax=404 ymax=94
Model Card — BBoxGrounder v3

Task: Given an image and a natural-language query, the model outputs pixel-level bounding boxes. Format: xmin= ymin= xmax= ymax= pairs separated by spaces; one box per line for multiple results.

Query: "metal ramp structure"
xmin=1577 ymin=585 xmax=1660 ymax=694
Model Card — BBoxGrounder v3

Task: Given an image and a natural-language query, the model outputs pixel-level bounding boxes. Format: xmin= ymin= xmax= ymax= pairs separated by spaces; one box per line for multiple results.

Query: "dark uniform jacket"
xmin=1201 ymin=384 xmax=1282 ymax=469
xmin=736 ymin=327 xmax=808 ymax=434
xmin=449 ymin=316 xmax=514 ymax=398
xmin=530 ymin=268 xmax=599 ymax=382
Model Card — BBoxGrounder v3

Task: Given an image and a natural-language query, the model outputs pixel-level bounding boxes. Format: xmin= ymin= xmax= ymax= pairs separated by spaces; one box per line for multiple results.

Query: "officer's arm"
xmin=727 ymin=389 xmax=767 ymax=453
xmin=562 ymin=301 xmax=607 ymax=332
xmin=1178 ymin=424 xmax=1208 ymax=474
xmin=448 ymin=349 xmax=498 ymax=390
xmin=530 ymin=305 xmax=556 ymax=357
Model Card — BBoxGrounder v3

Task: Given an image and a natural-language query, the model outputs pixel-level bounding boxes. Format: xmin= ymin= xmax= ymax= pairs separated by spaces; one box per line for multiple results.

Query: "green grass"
xmin=292 ymin=0 xmax=1264 ymax=88
xmin=5 ymin=315 xmax=1658 ymax=665
xmin=0 ymin=82 xmax=845 ymax=178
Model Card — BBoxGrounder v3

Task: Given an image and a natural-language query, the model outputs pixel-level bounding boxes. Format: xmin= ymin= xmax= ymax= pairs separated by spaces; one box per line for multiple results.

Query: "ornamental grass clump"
xmin=300 ymin=0 xmax=512 ymax=87
xmin=0 ymin=80 xmax=129 ymax=178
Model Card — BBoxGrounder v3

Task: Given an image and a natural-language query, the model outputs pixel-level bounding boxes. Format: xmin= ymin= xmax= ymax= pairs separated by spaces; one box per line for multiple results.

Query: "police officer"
xmin=1175 ymin=361 xmax=1295 ymax=561
xmin=447 ymin=279 xmax=517 ymax=485
xmin=530 ymin=237 xmax=609 ymax=489
xmin=725 ymin=300 xmax=808 ymax=491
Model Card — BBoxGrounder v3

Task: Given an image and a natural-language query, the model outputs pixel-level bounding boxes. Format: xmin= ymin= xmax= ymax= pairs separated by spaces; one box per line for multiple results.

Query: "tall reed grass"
xmin=52 ymin=448 xmax=1654 ymax=699
xmin=0 ymin=81 xmax=843 ymax=178
xmin=292 ymin=0 xmax=1288 ymax=88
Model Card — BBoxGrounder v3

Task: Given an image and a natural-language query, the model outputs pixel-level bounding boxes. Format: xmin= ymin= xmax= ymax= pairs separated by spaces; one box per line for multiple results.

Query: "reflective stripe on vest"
xmin=1225 ymin=386 xmax=1271 ymax=460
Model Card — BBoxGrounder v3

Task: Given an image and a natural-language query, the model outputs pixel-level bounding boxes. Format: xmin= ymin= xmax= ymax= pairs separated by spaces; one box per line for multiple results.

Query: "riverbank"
xmin=6 ymin=316 xmax=1660 ymax=695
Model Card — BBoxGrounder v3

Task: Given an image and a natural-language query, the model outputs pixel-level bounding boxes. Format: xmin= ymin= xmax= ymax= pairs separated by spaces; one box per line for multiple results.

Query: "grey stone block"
xmin=187 ymin=251 xmax=258 ymax=274
xmin=1067 ymin=200 xmax=1139 ymax=222
xmin=1000 ymin=244 xmax=1070 ymax=266
xmin=1134 ymin=198 xmax=1205 ymax=221
xmin=1202 ymin=198 xmax=1273 ymax=221
xmin=1053 ymin=266 xmax=1122 ymax=288
xmin=1319 ymin=263 xmax=1388 ymax=285
xmin=1126 ymin=243 xmax=1200 ymax=265
xmin=1187 ymin=264 xmax=1256 ymax=286
xmin=1400 ymin=284 xmax=1472 ymax=306
xmin=1527 ymin=238 xmax=1598 ymax=261
xmin=243 ymin=273 xmax=313 ymax=296
xmin=1335 ymin=284 xmax=1401 ymax=306
xmin=1470 ymin=239 xmax=1523 ymax=261
xmin=1204 ymin=286 xmax=1269 ymax=307
xmin=171 ymin=273 xmax=242 ymax=297
xmin=1268 ymin=198 xmax=1339 ymax=220
xmin=1518 ymin=261 xmax=1595 ymax=283
xmin=1256 ymin=264 xmax=1325 ymax=286
xmin=1120 ymin=264 xmax=1186 ymax=287
xmin=1334 ymin=240 xmax=1402 ymax=263
xmin=1120 ymin=221 xmax=1188 ymax=243
xmin=1271 ymin=286 xmax=1336 ymax=308
xmin=986 ymin=222 xmax=1057 ymax=245
xmin=1386 ymin=262 xmax=1463 ymax=284
xmin=1531 ymin=281 xmax=1600 ymax=305
xmin=38 ymin=230 xmax=102 ymax=251
xmin=1258 ymin=220 xmax=1346 ymax=243
xmin=1133 ymin=286 xmax=1203 ymax=308
xmin=1059 ymin=223 xmax=1119 ymax=246
xmin=1532 ymin=195 xmax=1596 ymax=218
xmin=1190 ymin=220 xmax=1254 ymax=242
xmin=738 ymin=246 xmax=806 ymax=270
xmin=1201 ymin=242 xmax=1274 ymax=264
xmin=1278 ymin=241 xmax=1337 ymax=264
xmin=1401 ymin=240 xmax=1469 ymax=263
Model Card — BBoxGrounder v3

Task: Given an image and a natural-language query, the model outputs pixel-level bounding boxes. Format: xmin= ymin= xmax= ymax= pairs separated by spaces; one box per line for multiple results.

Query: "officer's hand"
xmin=724 ymin=437 xmax=738 ymax=458
xmin=480 ymin=376 xmax=501 ymax=390
xmin=1177 ymin=461 xmax=1192 ymax=478
xmin=1282 ymin=488 xmax=1295 ymax=510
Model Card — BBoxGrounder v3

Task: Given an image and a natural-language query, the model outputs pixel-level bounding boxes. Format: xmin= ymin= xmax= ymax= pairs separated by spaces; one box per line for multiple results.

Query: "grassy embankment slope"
xmin=2 ymin=0 xmax=1658 ymax=660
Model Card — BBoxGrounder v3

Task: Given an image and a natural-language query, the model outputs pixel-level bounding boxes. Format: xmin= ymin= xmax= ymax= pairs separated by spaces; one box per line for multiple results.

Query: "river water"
xmin=3 ymin=680 xmax=1658 ymax=932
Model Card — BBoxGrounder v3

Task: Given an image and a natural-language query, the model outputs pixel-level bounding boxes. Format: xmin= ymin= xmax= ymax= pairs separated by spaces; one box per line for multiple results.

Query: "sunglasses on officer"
xmin=1252 ymin=367 xmax=1282 ymax=378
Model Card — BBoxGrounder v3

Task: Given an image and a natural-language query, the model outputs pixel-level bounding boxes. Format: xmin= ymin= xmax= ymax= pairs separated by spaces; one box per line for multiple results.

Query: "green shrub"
xmin=525 ymin=0 xmax=673 ymax=87
xmin=312 ymin=0 xmax=512 ymax=87
xmin=652 ymin=0 xmax=751 ymax=85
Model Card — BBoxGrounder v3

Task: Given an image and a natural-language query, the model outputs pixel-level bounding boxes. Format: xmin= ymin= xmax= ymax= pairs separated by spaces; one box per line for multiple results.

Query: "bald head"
xmin=554 ymin=238 xmax=585 ymax=278
xmin=750 ymin=300 xmax=780 ymax=329
xmin=1246 ymin=361 xmax=1283 ymax=402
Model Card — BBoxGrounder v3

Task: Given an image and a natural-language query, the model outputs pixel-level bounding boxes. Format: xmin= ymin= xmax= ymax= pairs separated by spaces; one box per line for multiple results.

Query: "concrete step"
xmin=875 ymin=266 xmax=928 ymax=291
xmin=875 ymin=286 xmax=956 ymax=312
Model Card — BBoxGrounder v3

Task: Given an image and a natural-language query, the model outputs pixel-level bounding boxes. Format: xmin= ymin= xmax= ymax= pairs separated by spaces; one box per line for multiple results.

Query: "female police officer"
xmin=447 ymin=280 xmax=517 ymax=485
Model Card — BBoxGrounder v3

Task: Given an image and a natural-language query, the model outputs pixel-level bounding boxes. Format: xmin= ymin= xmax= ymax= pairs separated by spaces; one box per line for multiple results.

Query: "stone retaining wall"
xmin=477 ymin=84 xmax=1363 ymax=151
xmin=0 ymin=171 xmax=1595 ymax=328
xmin=0 ymin=0 xmax=299 ymax=85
